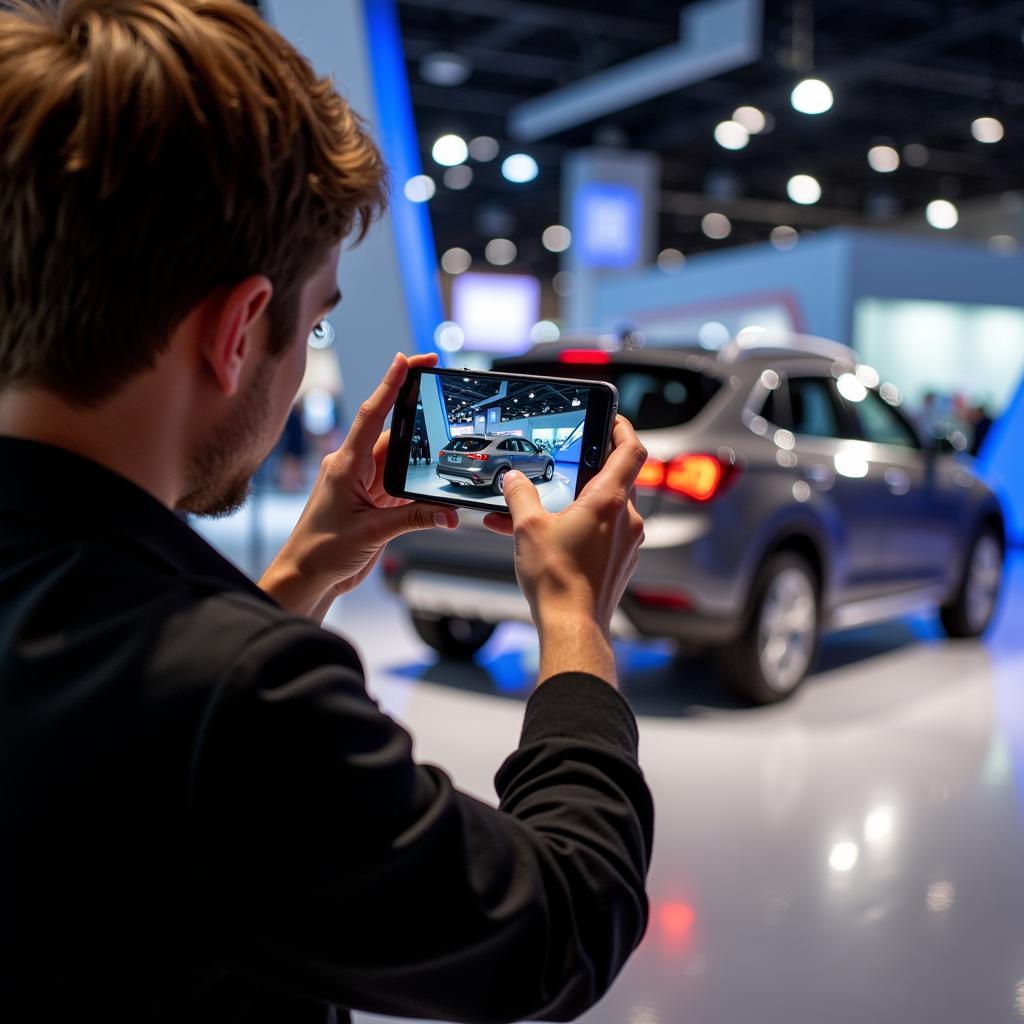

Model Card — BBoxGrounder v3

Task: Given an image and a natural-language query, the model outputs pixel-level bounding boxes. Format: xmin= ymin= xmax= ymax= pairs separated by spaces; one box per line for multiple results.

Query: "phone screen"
xmin=392 ymin=368 xmax=612 ymax=513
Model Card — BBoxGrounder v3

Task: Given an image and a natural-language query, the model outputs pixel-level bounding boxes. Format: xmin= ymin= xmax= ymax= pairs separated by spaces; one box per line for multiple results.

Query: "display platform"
xmin=195 ymin=500 xmax=1024 ymax=1024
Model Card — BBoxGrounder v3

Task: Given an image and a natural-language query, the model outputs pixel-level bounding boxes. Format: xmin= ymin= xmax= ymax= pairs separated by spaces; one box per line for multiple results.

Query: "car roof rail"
xmin=719 ymin=331 xmax=858 ymax=366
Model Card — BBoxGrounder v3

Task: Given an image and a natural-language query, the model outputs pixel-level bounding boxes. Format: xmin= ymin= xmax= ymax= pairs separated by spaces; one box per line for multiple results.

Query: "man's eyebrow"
xmin=320 ymin=288 xmax=342 ymax=312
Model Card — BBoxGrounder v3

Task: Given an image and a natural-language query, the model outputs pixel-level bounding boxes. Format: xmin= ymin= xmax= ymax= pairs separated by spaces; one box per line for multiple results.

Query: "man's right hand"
xmin=482 ymin=416 xmax=647 ymax=687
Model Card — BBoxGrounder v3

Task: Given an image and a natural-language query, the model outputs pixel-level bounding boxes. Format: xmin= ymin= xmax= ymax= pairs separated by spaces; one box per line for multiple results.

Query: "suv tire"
xmin=410 ymin=612 xmax=496 ymax=658
xmin=492 ymin=466 xmax=510 ymax=495
xmin=940 ymin=525 xmax=1003 ymax=638
xmin=715 ymin=551 xmax=820 ymax=705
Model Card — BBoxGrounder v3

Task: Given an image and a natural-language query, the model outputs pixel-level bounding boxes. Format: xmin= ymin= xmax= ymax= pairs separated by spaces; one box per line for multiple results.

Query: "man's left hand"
xmin=259 ymin=352 xmax=458 ymax=621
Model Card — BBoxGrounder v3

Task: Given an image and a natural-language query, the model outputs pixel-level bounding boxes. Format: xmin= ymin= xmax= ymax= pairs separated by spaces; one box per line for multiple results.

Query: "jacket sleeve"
xmin=189 ymin=619 xmax=654 ymax=1024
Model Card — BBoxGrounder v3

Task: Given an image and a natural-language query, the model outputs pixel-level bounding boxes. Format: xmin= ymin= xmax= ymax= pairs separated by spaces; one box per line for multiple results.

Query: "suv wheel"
xmin=715 ymin=552 xmax=820 ymax=705
xmin=940 ymin=526 xmax=1003 ymax=638
xmin=492 ymin=467 xmax=510 ymax=495
xmin=410 ymin=612 xmax=496 ymax=659
xmin=542 ymin=461 xmax=554 ymax=481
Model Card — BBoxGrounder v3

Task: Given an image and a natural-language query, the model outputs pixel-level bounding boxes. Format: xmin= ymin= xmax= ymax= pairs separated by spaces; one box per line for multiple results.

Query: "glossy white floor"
xmin=403 ymin=460 xmax=578 ymax=510
xmin=195 ymin=495 xmax=1024 ymax=1024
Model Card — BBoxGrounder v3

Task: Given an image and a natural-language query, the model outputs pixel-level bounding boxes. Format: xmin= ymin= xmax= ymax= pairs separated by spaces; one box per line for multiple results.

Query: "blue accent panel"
xmin=363 ymin=0 xmax=442 ymax=356
xmin=978 ymin=372 xmax=1024 ymax=545
xmin=574 ymin=182 xmax=643 ymax=269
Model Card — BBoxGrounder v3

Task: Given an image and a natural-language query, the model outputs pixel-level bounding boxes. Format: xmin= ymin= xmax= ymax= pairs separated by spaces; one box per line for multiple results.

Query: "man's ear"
xmin=201 ymin=276 xmax=274 ymax=397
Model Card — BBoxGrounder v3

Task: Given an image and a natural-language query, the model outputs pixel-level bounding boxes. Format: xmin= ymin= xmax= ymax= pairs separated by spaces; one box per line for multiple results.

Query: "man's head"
xmin=0 ymin=0 xmax=387 ymax=513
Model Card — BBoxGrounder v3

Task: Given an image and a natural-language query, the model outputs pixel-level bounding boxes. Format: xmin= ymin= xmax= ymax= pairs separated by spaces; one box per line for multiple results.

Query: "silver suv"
xmin=437 ymin=434 xmax=555 ymax=495
xmin=384 ymin=335 xmax=1005 ymax=703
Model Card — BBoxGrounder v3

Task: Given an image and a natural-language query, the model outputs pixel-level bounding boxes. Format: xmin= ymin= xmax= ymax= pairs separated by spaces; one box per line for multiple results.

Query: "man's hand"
xmin=482 ymin=416 xmax=647 ymax=686
xmin=259 ymin=352 xmax=458 ymax=622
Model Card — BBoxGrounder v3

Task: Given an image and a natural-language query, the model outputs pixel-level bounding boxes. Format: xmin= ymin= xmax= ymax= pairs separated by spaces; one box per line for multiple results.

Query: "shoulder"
xmin=159 ymin=587 xmax=365 ymax=694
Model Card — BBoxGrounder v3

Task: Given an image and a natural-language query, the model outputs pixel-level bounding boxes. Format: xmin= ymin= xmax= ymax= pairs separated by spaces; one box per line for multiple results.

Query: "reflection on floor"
xmin=193 ymin=502 xmax=1024 ymax=1024
xmin=403 ymin=460 xmax=579 ymax=510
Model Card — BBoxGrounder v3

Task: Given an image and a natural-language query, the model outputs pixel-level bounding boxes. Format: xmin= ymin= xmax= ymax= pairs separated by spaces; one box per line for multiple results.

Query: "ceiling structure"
xmin=434 ymin=374 xmax=586 ymax=424
xmin=395 ymin=0 xmax=1024 ymax=283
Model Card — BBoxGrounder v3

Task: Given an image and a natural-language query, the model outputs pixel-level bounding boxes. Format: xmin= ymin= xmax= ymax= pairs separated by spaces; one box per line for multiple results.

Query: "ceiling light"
xmin=733 ymin=105 xmax=766 ymax=133
xmin=419 ymin=50 xmax=471 ymax=87
xmin=770 ymin=225 xmax=798 ymax=250
xmin=657 ymin=248 xmax=685 ymax=271
xmin=468 ymin=135 xmax=499 ymax=162
xmin=433 ymin=321 xmax=465 ymax=352
xmin=542 ymin=225 xmax=571 ymax=252
xmin=971 ymin=116 xmax=1004 ymax=143
xmin=432 ymin=134 xmax=468 ymax=166
xmin=790 ymin=78 xmax=833 ymax=115
xmin=403 ymin=174 xmax=435 ymax=203
xmin=443 ymin=164 xmax=473 ymax=190
xmin=714 ymin=119 xmax=749 ymax=150
xmin=698 ymin=321 xmax=730 ymax=349
xmin=867 ymin=144 xmax=899 ymax=173
xmin=501 ymin=153 xmax=538 ymax=183
xmin=485 ymin=238 xmax=517 ymax=265
xmin=925 ymin=199 xmax=958 ymax=229
xmin=440 ymin=246 xmax=471 ymax=275
xmin=701 ymin=212 xmax=731 ymax=239
xmin=787 ymin=173 xmax=821 ymax=204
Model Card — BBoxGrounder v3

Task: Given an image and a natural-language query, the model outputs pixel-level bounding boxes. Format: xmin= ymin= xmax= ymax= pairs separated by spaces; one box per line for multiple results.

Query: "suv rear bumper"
xmin=384 ymin=518 xmax=746 ymax=647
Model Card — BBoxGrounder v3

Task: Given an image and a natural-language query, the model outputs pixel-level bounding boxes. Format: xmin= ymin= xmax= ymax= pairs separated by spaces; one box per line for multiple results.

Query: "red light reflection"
xmin=655 ymin=900 xmax=696 ymax=952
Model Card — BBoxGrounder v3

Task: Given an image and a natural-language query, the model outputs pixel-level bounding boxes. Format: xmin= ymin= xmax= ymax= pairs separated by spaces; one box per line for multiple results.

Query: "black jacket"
xmin=0 ymin=437 xmax=654 ymax=1023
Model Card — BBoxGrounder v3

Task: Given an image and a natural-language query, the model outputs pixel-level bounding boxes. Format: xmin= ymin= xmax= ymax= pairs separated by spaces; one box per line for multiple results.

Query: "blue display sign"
xmin=487 ymin=406 xmax=501 ymax=430
xmin=574 ymin=182 xmax=642 ymax=269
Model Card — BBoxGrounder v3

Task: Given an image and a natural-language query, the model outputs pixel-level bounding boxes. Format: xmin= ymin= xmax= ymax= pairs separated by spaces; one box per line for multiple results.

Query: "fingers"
xmin=501 ymin=470 xmax=544 ymax=525
xmin=407 ymin=353 xmax=439 ymax=369
xmin=373 ymin=501 xmax=459 ymax=543
xmin=482 ymin=511 xmax=514 ymax=536
xmin=343 ymin=352 xmax=410 ymax=457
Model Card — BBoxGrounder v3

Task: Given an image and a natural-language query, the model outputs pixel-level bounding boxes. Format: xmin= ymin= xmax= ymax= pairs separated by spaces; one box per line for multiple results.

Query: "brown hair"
xmin=0 ymin=0 xmax=387 ymax=405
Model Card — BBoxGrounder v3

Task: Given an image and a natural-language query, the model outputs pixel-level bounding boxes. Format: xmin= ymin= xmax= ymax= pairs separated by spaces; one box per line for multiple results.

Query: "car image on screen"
xmin=437 ymin=435 xmax=555 ymax=495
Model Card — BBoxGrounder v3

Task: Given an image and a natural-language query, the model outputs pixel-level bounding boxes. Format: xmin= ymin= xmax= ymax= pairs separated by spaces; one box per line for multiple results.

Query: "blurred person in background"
xmin=276 ymin=401 xmax=308 ymax=491
xmin=970 ymin=403 xmax=995 ymax=456
xmin=0 ymin=1 xmax=652 ymax=1022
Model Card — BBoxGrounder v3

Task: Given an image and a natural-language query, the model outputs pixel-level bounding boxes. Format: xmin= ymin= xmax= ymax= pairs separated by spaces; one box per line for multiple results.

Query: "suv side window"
xmin=853 ymin=390 xmax=921 ymax=449
xmin=788 ymin=377 xmax=846 ymax=439
xmin=521 ymin=439 xmax=538 ymax=454
xmin=497 ymin=439 xmax=514 ymax=451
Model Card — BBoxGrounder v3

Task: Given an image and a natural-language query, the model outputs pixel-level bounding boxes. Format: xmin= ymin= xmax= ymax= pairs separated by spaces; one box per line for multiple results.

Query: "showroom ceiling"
xmin=394 ymin=0 xmax=1024 ymax=278
xmin=437 ymin=374 xmax=586 ymax=423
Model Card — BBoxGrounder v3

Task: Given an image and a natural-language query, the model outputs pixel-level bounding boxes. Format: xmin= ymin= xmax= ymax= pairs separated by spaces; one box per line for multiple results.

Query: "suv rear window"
xmin=499 ymin=363 xmax=721 ymax=431
xmin=445 ymin=437 xmax=489 ymax=452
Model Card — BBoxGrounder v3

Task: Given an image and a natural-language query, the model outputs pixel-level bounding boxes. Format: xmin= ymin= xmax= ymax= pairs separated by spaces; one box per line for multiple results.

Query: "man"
xmin=0 ymin=2 xmax=653 ymax=1022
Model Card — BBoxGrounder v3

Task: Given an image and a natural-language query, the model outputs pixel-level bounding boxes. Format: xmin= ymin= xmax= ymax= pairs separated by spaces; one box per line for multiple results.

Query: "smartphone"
xmin=384 ymin=366 xmax=619 ymax=514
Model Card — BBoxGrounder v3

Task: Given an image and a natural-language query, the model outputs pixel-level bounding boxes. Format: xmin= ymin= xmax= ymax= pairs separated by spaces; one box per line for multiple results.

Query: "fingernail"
xmin=502 ymin=471 xmax=520 ymax=490
xmin=433 ymin=512 xmax=449 ymax=528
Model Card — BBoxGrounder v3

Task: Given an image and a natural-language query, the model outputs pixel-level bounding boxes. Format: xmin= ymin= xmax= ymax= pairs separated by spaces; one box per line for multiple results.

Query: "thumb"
xmin=373 ymin=502 xmax=459 ymax=543
xmin=501 ymin=470 xmax=544 ymax=523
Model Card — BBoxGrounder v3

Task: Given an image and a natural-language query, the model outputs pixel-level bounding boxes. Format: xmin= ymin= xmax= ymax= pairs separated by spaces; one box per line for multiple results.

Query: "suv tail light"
xmin=466 ymin=452 xmax=489 ymax=461
xmin=438 ymin=449 xmax=446 ymax=457
xmin=559 ymin=349 xmax=611 ymax=365
xmin=637 ymin=453 xmax=736 ymax=501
